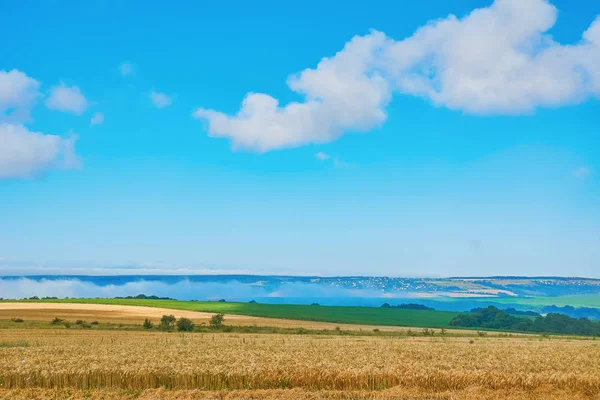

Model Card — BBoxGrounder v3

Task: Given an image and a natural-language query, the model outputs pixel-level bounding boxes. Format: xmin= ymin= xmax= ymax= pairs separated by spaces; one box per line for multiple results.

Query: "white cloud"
xmin=0 ymin=123 xmax=80 ymax=179
xmin=573 ymin=166 xmax=591 ymax=180
xmin=45 ymin=83 xmax=88 ymax=115
xmin=0 ymin=69 xmax=41 ymax=123
xmin=315 ymin=152 xmax=330 ymax=161
xmin=150 ymin=90 xmax=172 ymax=108
xmin=194 ymin=0 xmax=600 ymax=151
xmin=90 ymin=112 xmax=104 ymax=126
xmin=120 ymin=62 xmax=134 ymax=77
xmin=194 ymin=33 xmax=391 ymax=152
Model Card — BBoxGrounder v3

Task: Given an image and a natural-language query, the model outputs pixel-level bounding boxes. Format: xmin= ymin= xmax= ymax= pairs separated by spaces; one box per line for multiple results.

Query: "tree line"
xmin=450 ymin=306 xmax=600 ymax=336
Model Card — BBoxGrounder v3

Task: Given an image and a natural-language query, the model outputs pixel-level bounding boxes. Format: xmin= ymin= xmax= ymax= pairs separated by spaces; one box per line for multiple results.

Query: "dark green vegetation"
xmin=176 ymin=317 xmax=195 ymax=332
xmin=4 ymin=298 xmax=460 ymax=328
xmin=470 ymin=307 xmax=540 ymax=317
xmin=451 ymin=306 xmax=600 ymax=336
xmin=381 ymin=303 xmax=435 ymax=311
xmin=116 ymin=294 xmax=175 ymax=300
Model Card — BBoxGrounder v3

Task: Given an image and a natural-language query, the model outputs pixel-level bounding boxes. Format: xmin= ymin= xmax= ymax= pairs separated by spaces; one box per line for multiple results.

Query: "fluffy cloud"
xmin=0 ymin=123 xmax=80 ymax=179
xmin=194 ymin=33 xmax=391 ymax=152
xmin=90 ymin=112 xmax=104 ymax=126
xmin=0 ymin=69 xmax=41 ymax=123
xmin=194 ymin=0 xmax=600 ymax=151
xmin=150 ymin=90 xmax=172 ymax=108
xmin=45 ymin=83 xmax=88 ymax=114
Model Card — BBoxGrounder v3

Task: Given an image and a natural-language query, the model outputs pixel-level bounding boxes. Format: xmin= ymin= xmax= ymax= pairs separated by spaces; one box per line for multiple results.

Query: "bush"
xmin=209 ymin=313 xmax=225 ymax=328
xmin=422 ymin=328 xmax=435 ymax=336
xmin=10 ymin=318 xmax=24 ymax=323
xmin=176 ymin=317 xmax=195 ymax=332
xmin=51 ymin=317 xmax=64 ymax=325
xmin=75 ymin=320 xmax=85 ymax=325
xmin=91 ymin=321 xmax=99 ymax=325
xmin=143 ymin=319 xmax=154 ymax=329
xmin=160 ymin=315 xmax=176 ymax=331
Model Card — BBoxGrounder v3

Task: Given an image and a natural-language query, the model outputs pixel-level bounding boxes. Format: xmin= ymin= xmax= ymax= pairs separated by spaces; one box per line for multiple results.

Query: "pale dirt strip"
xmin=0 ymin=302 xmax=467 ymax=333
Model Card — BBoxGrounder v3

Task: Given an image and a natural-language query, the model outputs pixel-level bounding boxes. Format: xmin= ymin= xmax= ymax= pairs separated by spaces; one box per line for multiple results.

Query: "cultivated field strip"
xmin=0 ymin=330 xmax=599 ymax=396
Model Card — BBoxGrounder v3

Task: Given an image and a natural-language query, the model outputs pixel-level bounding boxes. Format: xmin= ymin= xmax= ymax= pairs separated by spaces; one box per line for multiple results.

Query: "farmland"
xmin=0 ymin=302 xmax=599 ymax=399
xmin=1 ymin=328 xmax=599 ymax=399
xmin=5 ymin=298 xmax=460 ymax=329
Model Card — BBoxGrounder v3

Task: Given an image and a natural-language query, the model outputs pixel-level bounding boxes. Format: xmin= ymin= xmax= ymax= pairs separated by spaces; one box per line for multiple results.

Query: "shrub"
xmin=75 ymin=320 xmax=85 ymax=325
xmin=160 ymin=315 xmax=176 ymax=331
xmin=209 ymin=313 xmax=225 ymax=328
xmin=143 ymin=319 xmax=154 ymax=329
xmin=422 ymin=328 xmax=435 ymax=336
xmin=91 ymin=321 xmax=99 ymax=325
xmin=10 ymin=318 xmax=24 ymax=323
xmin=51 ymin=317 xmax=64 ymax=325
xmin=176 ymin=317 xmax=195 ymax=332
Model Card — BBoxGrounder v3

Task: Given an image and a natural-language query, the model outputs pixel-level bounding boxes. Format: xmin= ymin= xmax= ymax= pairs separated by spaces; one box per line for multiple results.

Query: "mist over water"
xmin=0 ymin=276 xmax=397 ymax=305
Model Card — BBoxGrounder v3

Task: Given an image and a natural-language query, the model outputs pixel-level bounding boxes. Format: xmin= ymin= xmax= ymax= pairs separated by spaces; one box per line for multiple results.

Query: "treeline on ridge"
xmin=380 ymin=303 xmax=434 ymax=311
xmin=451 ymin=306 xmax=600 ymax=336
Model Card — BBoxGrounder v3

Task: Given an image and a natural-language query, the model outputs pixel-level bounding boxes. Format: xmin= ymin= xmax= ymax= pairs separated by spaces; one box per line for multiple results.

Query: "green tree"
xmin=209 ymin=313 xmax=225 ymax=328
xmin=143 ymin=318 xmax=154 ymax=329
xmin=160 ymin=314 xmax=176 ymax=330
xmin=176 ymin=317 xmax=195 ymax=332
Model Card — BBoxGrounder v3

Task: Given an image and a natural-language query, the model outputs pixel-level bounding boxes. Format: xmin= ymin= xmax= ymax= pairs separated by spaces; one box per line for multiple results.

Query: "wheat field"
xmin=1 ymin=329 xmax=599 ymax=399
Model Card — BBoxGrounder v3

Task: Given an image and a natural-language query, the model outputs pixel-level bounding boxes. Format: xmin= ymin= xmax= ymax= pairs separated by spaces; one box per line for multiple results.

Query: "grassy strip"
xmin=0 ymin=318 xmax=551 ymax=339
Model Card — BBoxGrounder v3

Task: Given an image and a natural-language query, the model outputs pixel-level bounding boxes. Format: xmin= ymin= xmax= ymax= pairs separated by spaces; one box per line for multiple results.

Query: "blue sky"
xmin=1 ymin=0 xmax=599 ymax=277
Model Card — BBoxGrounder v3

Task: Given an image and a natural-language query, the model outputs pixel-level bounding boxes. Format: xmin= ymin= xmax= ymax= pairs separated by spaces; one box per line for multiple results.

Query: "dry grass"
xmin=0 ymin=329 xmax=598 ymax=399
xmin=1 ymin=387 xmax=597 ymax=399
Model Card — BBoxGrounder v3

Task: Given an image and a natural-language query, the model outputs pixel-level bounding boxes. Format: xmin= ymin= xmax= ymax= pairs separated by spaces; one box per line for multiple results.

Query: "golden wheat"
xmin=0 ymin=329 xmax=598 ymax=398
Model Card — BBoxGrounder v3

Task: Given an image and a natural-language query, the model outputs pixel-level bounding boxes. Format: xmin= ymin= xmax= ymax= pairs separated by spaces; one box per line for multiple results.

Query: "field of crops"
xmin=6 ymin=298 xmax=459 ymax=328
xmin=0 ymin=329 xmax=598 ymax=399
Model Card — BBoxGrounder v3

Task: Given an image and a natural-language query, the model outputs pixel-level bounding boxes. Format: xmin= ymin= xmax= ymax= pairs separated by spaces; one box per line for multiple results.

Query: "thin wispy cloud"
xmin=573 ymin=167 xmax=591 ymax=180
xmin=90 ymin=112 xmax=104 ymax=126
xmin=194 ymin=0 xmax=600 ymax=152
xmin=315 ymin=152 xmax=330 ymax=161
xmin=119 ymin=62 xmax=134 ymax=77
xmin=150 ymin=90 xmax=172 ymax=109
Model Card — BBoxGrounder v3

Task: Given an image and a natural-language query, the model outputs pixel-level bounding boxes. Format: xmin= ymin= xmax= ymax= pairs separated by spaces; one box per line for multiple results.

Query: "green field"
xmin=5 ymin=298 xmax=459 ymax=328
